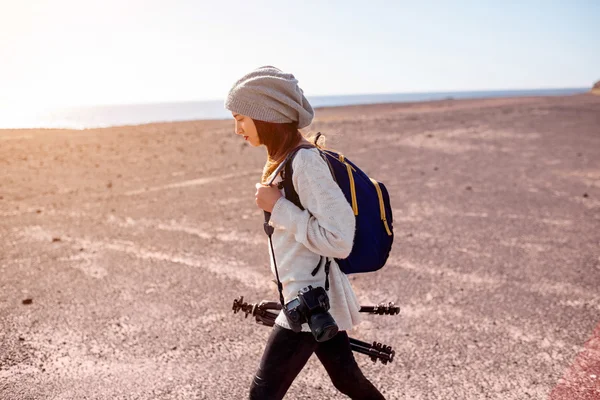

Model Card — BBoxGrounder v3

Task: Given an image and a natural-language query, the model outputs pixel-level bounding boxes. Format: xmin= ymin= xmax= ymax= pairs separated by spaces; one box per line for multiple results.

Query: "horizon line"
xmin=30 ymin=86 xmax=590 ymax=110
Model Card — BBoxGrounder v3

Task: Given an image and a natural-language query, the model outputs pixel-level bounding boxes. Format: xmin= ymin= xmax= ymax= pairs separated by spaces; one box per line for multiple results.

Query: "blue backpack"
xmin=279 ymin=143 xmax=394 ymax=275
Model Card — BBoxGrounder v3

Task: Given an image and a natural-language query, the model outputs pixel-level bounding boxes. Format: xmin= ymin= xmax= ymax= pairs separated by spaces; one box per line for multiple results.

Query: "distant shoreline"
xmin=0 ymin=88 xmax=590 ymax=131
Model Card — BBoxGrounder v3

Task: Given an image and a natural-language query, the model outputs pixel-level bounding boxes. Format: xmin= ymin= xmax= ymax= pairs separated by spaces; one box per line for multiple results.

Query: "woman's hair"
xmin=254 ymin=119 xmax=326 ymax=183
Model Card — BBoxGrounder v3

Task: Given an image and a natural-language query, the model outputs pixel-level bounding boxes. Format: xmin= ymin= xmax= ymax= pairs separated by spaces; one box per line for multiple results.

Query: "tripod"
xmin=232 ymin=296 xmax=398 ymax=364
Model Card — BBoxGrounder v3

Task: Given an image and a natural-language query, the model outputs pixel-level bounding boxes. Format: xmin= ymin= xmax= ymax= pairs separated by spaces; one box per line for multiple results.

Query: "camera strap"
xmin=265 ymin=225 xmax=286 ymax=308
xmin=312 ymin=257 xmax=331 ymax=291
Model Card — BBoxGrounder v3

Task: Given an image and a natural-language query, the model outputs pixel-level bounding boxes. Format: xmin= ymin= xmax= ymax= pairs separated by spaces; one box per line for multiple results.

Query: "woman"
xmin=225 ymin=65 xmax=385 ymax=400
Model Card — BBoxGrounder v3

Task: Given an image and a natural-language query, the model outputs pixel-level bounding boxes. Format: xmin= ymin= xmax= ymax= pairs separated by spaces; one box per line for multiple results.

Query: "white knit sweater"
xmin=268 ymin=147 xmax=362 ymax=332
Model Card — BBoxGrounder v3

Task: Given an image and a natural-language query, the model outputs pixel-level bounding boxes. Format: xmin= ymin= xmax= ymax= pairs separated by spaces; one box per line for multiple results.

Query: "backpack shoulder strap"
xmin=281 ymin=144 xmax=315 ymax=210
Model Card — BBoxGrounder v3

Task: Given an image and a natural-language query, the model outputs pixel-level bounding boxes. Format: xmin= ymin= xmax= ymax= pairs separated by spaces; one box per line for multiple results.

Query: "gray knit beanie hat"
xmin=224 ymin=65 xmax=314 ymax=129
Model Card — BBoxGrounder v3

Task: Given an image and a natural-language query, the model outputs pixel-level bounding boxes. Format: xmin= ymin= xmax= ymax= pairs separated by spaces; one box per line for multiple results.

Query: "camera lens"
xmin=308 ymin=312 xmax=338 ymax=342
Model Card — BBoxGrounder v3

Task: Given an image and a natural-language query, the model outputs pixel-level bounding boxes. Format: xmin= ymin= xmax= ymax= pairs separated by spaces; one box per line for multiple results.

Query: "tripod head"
xmin=232 ymin=296 xmax=281 ymax=326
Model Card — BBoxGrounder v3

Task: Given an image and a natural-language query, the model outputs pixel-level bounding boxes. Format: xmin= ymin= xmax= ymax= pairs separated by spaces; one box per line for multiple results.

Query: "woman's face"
xmin=232 ymin=112 xmax=260 ymax=147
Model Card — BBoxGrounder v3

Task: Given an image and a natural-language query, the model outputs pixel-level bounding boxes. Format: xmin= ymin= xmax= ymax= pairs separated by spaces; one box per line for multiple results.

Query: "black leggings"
xmin=249 ymin=325 xmax=385 ymax=399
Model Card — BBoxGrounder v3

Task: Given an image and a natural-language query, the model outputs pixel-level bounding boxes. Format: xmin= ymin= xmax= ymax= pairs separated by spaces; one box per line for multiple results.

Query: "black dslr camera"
xmin=283 ymin=285 xmax=338 ymax=342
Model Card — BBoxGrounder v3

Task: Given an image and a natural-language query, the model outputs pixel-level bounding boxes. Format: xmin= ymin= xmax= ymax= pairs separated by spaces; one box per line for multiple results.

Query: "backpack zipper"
xmin=323 ymin=150 xmax=391 ymax=235
xmin=370 ymin=178 xmax=393 ymax=236
xmin=338 ymin=154 xmax=359 ymax=216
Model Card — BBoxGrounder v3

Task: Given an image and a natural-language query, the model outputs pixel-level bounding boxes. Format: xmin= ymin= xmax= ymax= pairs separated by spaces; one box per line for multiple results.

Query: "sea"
xmin=0 ymin=88 xmax=588 ymax=130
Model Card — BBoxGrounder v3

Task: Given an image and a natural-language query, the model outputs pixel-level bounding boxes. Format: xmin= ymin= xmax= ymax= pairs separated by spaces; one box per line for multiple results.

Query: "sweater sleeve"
xmin=269 ymin=148 xmax=356 ymax=259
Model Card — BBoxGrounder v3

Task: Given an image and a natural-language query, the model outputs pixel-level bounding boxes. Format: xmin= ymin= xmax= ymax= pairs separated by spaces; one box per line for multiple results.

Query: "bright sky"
xmin=1 ymin=0 xmax=598 ymax=110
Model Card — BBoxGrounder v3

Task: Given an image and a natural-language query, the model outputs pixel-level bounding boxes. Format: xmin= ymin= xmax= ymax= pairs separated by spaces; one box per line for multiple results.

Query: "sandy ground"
xmin=1 ymin=94 xmax=599 ymax=399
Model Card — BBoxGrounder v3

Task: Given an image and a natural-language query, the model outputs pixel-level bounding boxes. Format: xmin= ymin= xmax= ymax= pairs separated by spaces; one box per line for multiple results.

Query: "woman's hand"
xmin=255 ymin=183 xmax=283 ymax=213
